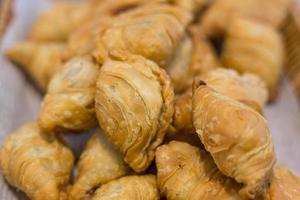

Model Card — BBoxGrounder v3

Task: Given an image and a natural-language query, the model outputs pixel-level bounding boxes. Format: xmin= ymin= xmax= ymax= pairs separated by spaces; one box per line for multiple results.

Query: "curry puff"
xmin=166 ymin=27 xmax=221 ymax=93
xmin=201 ymin=0 xmax=292 ymax=37
xmin=93 ymin=4 xmax=192 ymax=67
xmin=193 ymin=83 xmax=276 ymax=199
xmin=264 ymin=166 xmax=300 ymax=200
xmin=0 ymin=123 xmax=74 ymax=200
xmin=38 ymin=57 xmax=99 ymax=134
xmin=170 ymin=68 xmax=268 ymax=135
xmin=156 ymin=141 xmax=241 ymax=200
xmin=30 ymin=3 xmax=91 ymax=41
xmin=222 ymin=18 xmax=284 ymax=100
xmin=6 ymin=41 xmax=64 ymax=91
xmin=95 ymin=52 xmax=174 ymax=173
xmin=70 ymin=131 xmax=129 ymax=200
xmin=91 ymin=175 xmax=159 ymax=200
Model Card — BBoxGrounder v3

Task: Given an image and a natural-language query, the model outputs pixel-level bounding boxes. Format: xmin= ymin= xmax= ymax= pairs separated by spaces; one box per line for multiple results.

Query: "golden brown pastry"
xmin=38 ymin=57 xmax=99 ymax=134
xmin=0 ymin=123 xmax=74 ymax=200
xmin=170 ymin=68 xmax=268 ymax=136
xmin=201 ymin=0 xmax=292 ymax=37
xmin=90 ymin=0 xmax=168 ymax=16
xmin=283 ymin=5 xmax=300 ymax=99
xmin=264 ymin=166 xmax=300 ymax=200
xmin=6 ymin=41 xmax=64 ymax=91
xmin=95 ymin=52 xmax=174 ymax=172
xmin=169 ymin=0 xmax=208 ymax=16
xmin=200 ymin=68 xmax=268 ymax=113
xmin=192 ymin=83 xmax=276 ymax=199
xmin=30 ymin=3 xmax=91 ymax=41
xmin=170 ymin=90 xmax=194 ymax=134
xmin=115 ymin=3 xmax=192 ymax=26
xmin=167 ymin=26 xmax=220 ymax=93
xmin=92 ymin=175 xmax=159 ymax=200
xmin=0 ymin=0 xmax=13 ymax=39
xmin=63 ymin=17 xmax=113 ymax=60
xmin=222 ymin=18 xmax=284 ymax=100
xmin=93 ymin=4 xmax=191 ymax=67
xmin=64 ymin=1 xmax=171 ymax=61
xmin=70 ymin=131 xmax=129 ymax=200
xmin=156 ymin=141 xmax=241 ymax=200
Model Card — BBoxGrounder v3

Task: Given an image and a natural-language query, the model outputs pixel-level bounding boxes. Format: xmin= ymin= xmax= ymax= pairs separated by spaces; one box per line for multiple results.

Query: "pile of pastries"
xmin=1 ymin=0 xmax=300 ymax=199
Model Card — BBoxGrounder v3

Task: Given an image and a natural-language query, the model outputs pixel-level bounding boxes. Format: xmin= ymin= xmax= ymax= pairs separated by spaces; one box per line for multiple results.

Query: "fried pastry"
xmin=200 ymin=68 xmax=268 ymax=113
xmin=90 ymin=0 xmax=168 ymax=16
xmin=6 ymin=41 xmax=64 ymax=91
xmin=167 ymin=27 xmax=220 ymax=93
xmin=170 ymin=90 xmax=194 ymax=134
xmin=156 ymin=141 xmax=241 ymax=200
xmin=169 ymin=0 xmax=208 ymax=16
xmin=70 ymin=131 xmax=129 ymax=200
xmin=0 ymin=123 xmax=74 ymax=200
xmin=201 ymin=0 xmax=292 ymax=37
xmin=192 ymin=83 xmax=276 ymax=199
xmin=170 ymin=68 xmax=268 ymax=135
xmin=63 ymin=17 xmax=113 ymax=60
xmin=30 ymin=3 xmax=91 ymax=41
xmin=38 ymin=57 xmax=99 ymax=133
xmin=264 ymin=166 xmax=300 ymax=200
xmin=92 ymin=175 xmax=159 ymax=200
xmin=222 ymin=18 xmax=284 ymax=100
xmin=93 ymin=4 xmax=191 ymax=67
xmin=95 ymin=52 xmax=174 ymax=172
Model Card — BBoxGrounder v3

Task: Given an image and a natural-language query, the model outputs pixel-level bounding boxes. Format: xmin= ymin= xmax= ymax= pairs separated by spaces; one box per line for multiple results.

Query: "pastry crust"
xmin=192 ymin=83 xmax=276 ymax=199
xmin=0 ymin=123 xmax=74 ymax=200
xmin=169 ymin=0 xmax=208 ymax=16
xmin=170 ymin=68 xmax=268 ymax=136
xmin=93 ymin=4 xmax=191 ymax=66
xmin=30 ymin=3 xmax=91 ymax=41
xmin=63 ymin=17 xmax=113 ymax=60
xmin=92 ymin=175 xmax=159 ymax=200
xmin=156 ymin=141 xmax=241 ymax=200
xmin=38 ymin=57 xmax=99 ymax=133
xmin=6 ymin=41 xmax=64 ymax=91
xmin=167 ymin=26 xmax=220 ymax=93
xmin=95 ymin=52 xmax=174 ymax=172
xmin=222 ymin=18 xmax=284 ymax=100
xmin=264 ymin=166 xmax=300 ymax=200
xmin=200 ymin=68 xmax=268 ymax=113
xmin=201 ymin=0 xmax=292 ymax=37
xmin=70 ymin=131 xmax=129 ymax=200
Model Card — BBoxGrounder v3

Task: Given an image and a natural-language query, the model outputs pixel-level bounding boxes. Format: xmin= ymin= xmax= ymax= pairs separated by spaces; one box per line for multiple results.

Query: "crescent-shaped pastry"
xmin=192 ymin=82 xmax=276 ymax=199
xmin=167 ymin=26 xmax=221 ymax=93
xmin=0 ymin=123 xmax=74 ymax=200
xmin=6 ymin=41 xmax=64 ymax=91
xmin=95 ymin=52 xmax=174 ymax=172
xmin=38 ymin=57 xmax=99 ymax=133
xmin=93 ymin=4 xmax=191 ymax=67
xmin=201 ymin=0 xmax=292 ymax=37
xmin=170 ymin=68 xmax=268 ymax=136
xmin=221 ymin=18 xmax=284 ymax=100
xmin=92 ymin=175 xmax=159 ymax=200
xmin=264 ymin=166 xmax=300 ymax=200
xmin=70 ymin=130 xmax=129 ymax=200
xmin=156 ymin=141 xmax=241 ymax=200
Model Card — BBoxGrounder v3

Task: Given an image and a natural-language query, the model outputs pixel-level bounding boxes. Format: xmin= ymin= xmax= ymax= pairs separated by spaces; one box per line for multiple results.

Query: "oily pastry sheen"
xmin=222 ymin=18 xmax=284 ymax=100
xmin=70 ymin=130 xmax=129 ymax=200
xmin=95 ymin=52 xmax=174 ymax=172
xmin=38 ymin=57 xmax=99 ymax=133
xmin=0 ymin=123 xmax=74 ymax=200
xmin=193 ymin=83 xmax=276 ymax=199
xmin=156 ymin=141 xmax=241 ymax=200
xmin=92 ymin=175 xmax=159 ymax=200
